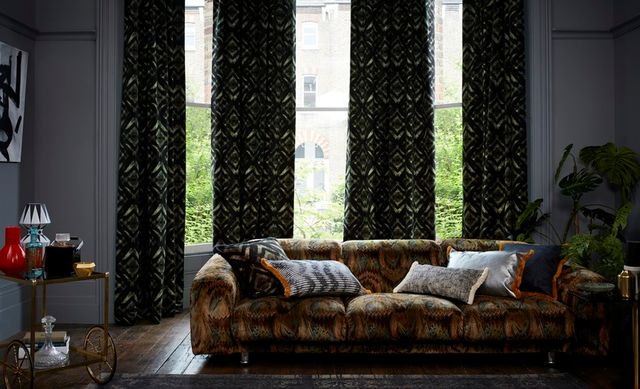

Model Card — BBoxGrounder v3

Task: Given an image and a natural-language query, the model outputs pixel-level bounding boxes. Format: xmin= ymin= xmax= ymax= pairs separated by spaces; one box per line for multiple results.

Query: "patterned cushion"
xmin=346 ymin=293 xmax=463 ymax=341
xmin=261 ymin=259 xmax=368 ymax=297
xmin=461 ymin=295 xmax=573 ymax=341
xmin=393 ymin=262 xmax=488 ymax=304
xmin=499 ymin=243 xmax=567 ymax=299
xmin=447 ymin=249 xmax=532 ymax=298
xmin=213 ymin=237 xmax=289 ymax=298
xmin=232 ymin=296 xmax=346 ymax=342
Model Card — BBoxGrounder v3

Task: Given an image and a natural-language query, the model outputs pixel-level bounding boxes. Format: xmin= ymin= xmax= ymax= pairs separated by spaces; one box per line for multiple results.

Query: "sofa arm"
xmin=190 ymin=254 xmax=241 ymax=355
xmin=557 ymin=265 xmax=607 ymax=318
xmin=557 ymin=265 xmax=611 ymax=355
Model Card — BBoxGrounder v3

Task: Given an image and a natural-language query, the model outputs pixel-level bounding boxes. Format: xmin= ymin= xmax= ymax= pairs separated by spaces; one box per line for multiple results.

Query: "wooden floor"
xmin=1 ymin=310 xmax=629 ymax=388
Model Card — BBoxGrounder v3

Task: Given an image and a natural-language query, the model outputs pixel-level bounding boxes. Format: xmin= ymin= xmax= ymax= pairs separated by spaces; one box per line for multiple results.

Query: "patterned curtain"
xmin=115 ymin=0 xmax=185 ymax=325
xmin=461 ymin=0 xmax=527 ymax=239
xmin=343 ymin=0 xmax=436 ymax=241
xmin=211 ymin=0 xmax=296 ymax=244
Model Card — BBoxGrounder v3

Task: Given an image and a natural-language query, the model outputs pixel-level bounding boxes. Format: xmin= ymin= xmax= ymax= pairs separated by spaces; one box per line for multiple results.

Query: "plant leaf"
xmin=558 ymin=168 xmax=603 ymax=201
xmin=579 ymin=143 xmax=640 ymax=202
xmin=555 ymin=144 xmax=574 ymax=183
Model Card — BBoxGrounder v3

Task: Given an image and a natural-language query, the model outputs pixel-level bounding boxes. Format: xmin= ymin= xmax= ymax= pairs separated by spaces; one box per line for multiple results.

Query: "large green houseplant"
xmin=513 ymin=143 xmax=640 ymax=280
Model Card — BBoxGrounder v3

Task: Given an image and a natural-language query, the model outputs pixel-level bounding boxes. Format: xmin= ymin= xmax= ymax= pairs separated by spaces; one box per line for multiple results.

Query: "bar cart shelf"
xmin=0 ymin=272 xmax=116 ymax=388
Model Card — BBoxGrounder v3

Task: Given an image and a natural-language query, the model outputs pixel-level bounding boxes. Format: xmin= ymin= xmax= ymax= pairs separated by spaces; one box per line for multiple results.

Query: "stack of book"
xmin=18 ymin=331 xmax=70 ymax=358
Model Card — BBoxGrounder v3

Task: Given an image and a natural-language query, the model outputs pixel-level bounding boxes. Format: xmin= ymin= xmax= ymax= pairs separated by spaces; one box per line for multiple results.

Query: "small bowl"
xmin=74 ymin=262 xmax=95 ymax=277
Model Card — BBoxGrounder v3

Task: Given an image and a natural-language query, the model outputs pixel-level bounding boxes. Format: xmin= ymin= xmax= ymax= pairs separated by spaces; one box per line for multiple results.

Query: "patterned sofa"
xmin=190 ymin=239 xmax=610 ymax=359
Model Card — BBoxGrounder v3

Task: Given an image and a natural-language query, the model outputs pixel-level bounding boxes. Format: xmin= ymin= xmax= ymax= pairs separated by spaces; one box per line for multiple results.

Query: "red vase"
xmin=0 ymin=226 xmax=26 ymax=278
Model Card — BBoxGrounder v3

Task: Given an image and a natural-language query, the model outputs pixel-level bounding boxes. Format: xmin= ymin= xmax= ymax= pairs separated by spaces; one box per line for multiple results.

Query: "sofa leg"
xmin=240 ymin=351 xmax=250 ymax=365
xmin=546 ymin=351 xmax=556 ymax=365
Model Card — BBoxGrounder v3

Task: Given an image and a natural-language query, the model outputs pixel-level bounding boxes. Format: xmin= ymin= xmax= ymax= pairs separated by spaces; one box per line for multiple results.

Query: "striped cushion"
xmin=261 ymin=259 xmax=369 ymax=298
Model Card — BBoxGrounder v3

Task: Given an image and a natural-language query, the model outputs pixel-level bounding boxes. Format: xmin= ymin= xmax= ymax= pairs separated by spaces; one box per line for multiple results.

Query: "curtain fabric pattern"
xmin=115 ymin=0 xmax=185 ymax=325
xmin=343 ymin=0 xmax=436 ymax=241
xmin=211 ymin=0 xmax=296 ymax=244
xmin=461 ymin=0 xmax=527 ymax=239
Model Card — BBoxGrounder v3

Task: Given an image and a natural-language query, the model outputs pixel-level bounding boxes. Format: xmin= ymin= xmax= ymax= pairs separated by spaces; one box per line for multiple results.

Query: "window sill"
xmin=184 ymin=243 xmax=214 ymax=256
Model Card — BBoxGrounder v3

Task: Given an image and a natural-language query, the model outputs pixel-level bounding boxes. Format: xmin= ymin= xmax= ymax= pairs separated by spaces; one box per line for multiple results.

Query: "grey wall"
xmin=613 ymin=3 xmax=640 ymax=239
xmin=0 ymin=0 xmax=37 ymax=340
xmin=549 ymin=0 xmax=616 ymax=239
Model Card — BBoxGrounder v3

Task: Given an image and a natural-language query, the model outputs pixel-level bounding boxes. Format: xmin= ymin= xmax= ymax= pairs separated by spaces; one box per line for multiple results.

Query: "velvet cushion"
xmin=261 ymin=259 xmax=369 ymax=298
xmin=499 ymin=243 xmax=566 ymax=299
xmin=393 ymin=262 xmax=488 ymax=304
xmin=447 ymin=249 xmax=532 ymax=298
xmin=213 ymin=237 xmax=289 ymax=298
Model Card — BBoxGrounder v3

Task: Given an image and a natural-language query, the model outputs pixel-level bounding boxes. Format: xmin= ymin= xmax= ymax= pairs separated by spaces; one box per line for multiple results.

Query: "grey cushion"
xmin=393 ymin=262 xmax=488 ymax=304
xmin=261 ymin=259 xmax=369 ymax=297
xmin=447 ymin=249 xmax=531 ymax=298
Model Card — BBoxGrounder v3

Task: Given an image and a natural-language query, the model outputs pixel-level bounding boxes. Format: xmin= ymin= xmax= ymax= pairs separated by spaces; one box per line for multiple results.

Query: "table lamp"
xmin=19 ymin=203 xmax=51 ymax=247
xmin=624 ymin=241 xmax=640 ymax=301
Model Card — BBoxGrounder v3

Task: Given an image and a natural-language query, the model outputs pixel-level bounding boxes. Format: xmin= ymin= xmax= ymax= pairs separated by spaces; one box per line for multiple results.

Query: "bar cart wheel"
xmin=83 ymin=325 xmax=117 ymax=384
xmin=2 ymin=340 xmax=34 ymax=389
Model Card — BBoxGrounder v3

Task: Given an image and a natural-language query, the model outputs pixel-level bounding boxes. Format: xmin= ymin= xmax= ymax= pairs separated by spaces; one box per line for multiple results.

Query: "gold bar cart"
xmin=0 ymin=272 xmax=116 ymax=388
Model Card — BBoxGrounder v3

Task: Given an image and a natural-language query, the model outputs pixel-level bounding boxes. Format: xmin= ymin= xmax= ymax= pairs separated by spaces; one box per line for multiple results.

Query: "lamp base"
xmin=20 ymin=229 xmax=50 ymax=248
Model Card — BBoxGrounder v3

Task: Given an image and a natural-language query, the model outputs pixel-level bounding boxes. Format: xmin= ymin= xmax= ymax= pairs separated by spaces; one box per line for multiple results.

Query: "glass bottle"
xmin=34 ymin=315 xmax=69 ymax=369
xmin=25 ymin=226 xmax=44 ymax=279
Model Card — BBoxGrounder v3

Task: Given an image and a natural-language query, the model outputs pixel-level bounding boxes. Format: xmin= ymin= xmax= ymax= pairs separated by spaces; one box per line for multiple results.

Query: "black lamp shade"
xmin=626 ymin=241 xmax=640 ymax=267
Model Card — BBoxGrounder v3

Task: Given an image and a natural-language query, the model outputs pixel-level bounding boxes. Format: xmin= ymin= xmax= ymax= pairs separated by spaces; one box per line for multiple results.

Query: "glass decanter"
xmin=34 ymin=315 xmax=69 ymax=369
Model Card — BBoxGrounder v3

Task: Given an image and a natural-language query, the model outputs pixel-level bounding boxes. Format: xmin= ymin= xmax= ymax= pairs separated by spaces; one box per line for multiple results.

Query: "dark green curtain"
xmin=115 ymin=0 xmax=185 ymax=325
xmin=343 ymin=0 xmax=436 ymax=241
xmin=462 ymin=0 xmax=527 ymax=239
xmin=211 ymin=0 xmax=296 ymax=244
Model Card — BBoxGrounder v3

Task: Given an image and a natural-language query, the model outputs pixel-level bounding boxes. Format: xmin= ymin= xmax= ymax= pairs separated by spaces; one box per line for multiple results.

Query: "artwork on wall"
xmin=0 ymin=41 xmax=28 ymax=163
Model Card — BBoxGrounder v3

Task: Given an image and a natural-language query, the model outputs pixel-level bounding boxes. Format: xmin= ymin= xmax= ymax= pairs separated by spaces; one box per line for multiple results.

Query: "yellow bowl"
xmin=74 ymin=262 xmax=95 ymax=277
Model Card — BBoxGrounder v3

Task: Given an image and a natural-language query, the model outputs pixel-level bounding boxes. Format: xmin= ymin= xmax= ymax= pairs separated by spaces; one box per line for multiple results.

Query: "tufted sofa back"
xmin=341 ymin=240 xmax=441 ymax=293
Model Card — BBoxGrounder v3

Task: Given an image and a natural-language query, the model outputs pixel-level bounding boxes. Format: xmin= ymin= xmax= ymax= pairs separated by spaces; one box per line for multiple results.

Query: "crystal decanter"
xmin=34 ymin=315 xmax=69 ymax=369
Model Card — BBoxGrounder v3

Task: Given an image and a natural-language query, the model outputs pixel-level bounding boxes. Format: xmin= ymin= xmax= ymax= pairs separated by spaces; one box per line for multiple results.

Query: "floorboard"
xmin=0 ymin=309 xmax=629 ymax=388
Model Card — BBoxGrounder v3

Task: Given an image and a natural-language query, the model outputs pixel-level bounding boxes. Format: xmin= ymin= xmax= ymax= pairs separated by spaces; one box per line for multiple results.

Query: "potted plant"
xmin=512 ymin=143 xmax=640 ymax=280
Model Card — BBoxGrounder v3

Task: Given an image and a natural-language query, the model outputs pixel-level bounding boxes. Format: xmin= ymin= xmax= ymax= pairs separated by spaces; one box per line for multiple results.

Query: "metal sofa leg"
xmin=546 ymin=351 xmax=556 ymax=365
xmin=240 ymin=350 xmax=250 ymax=365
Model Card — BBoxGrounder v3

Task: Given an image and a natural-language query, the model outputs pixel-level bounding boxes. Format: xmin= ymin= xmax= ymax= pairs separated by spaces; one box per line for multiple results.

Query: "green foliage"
xmin=185 ymin=106 xmax=212 ymax=244
xmin=509 ymin=198 xmax=549 ymax=243
xmin=580 ymin=143 xmax=640 ymax=203
xmin=293 ymin=160 xmax=345 ymax=239
xmin=434 ymin=107 xmax=463 ymax=239
xmin=184 ymin=105 xmax=464 ymax=243
xmin=519 ymin=142 xmax=640 ymax=280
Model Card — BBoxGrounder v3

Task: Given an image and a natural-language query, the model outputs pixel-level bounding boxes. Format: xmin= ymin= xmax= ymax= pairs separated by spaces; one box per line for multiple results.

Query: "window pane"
xmin=302 ymin=22 xmax=318 ymax=48
xmin=295 ymin=2 xmax=350 ymax=239
xmin=185 ymin=0 xmax=211 ymax=104
xmin=434 ymin=0 xmax=462 ymax=105
xmin=435 ymin=107 xmax=462 ymax=239
xmin=185 ymin=105 xmax=213 ymax=244
xmin=295 ymin=111 xmax=347 ymax=239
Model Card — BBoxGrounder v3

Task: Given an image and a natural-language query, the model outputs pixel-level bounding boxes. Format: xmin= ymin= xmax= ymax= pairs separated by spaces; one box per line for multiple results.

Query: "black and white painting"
xmin=0 ymin=41 xmax=27 ymax=163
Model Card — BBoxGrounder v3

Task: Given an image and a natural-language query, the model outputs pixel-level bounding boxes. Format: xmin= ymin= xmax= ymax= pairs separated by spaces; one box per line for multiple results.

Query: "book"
xmin=22 ymin=331 xmax=68 ymax=344
xmin=18 ymin=336 xmax=70 ymax=358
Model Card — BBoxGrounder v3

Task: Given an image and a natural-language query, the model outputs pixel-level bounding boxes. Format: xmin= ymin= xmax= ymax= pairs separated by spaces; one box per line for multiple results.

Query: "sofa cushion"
xmin=261 ymin=259 xmax=369 ymax=298
xmin=447 ymin=249 xmax=532 ymax=298
xmin=461 ymin=295 xmax=574 ymax=342
xmin=232 ymin=296 xmax=346 ymax=342
xmin=342 ymin=240 xmax=441 ymax=293
xmin=393 ymin=262 xmax=488 ymax=304
xmin=213 ymin=237 xmax=289 ymax=298
xmin=499 ymin=243 xmax=567 ymax=299
xmin=346 ymin=293 xmax=463 ymax=341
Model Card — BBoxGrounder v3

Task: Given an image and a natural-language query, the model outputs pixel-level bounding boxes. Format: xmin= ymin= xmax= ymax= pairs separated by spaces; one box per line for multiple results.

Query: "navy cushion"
xmin=499 ymin=243 xmax=565 ymax=299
